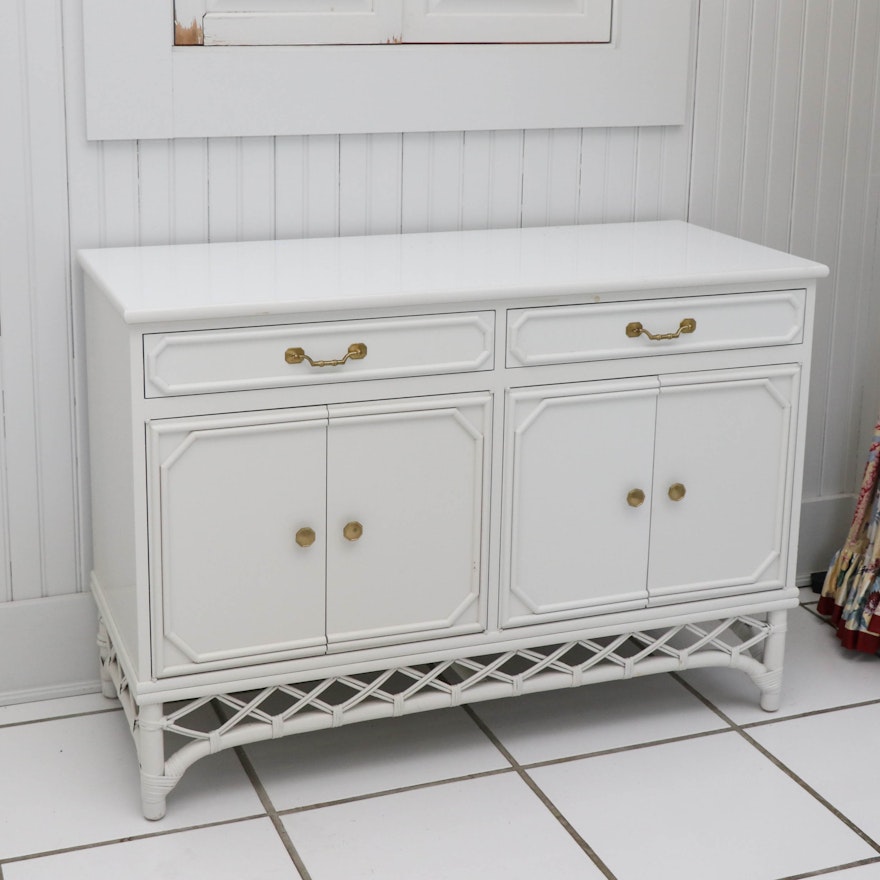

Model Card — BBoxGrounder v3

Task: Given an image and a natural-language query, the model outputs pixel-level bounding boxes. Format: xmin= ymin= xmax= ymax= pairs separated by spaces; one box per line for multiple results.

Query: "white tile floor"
xmin=2 ymin=590 xmax=879 ymax=880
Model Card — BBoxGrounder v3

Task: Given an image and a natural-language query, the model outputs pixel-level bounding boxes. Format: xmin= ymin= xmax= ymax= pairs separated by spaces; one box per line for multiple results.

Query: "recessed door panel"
xmin=648 ymin=370 xmax=797 ymax=600
xmin=150 ymin=412 xmax=328 ymax=674
xmin=326 ymin=396 xmax=489 ymax=647
xmin=502 ymin=380 xmax=656 ymax=627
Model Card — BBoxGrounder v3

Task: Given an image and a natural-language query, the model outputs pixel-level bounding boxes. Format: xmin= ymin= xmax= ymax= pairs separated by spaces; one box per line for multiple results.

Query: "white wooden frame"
xmin=81 ymin=0 xmax=694 ymax=141
xmin=192 ymin=0 xmax=615 ymax=47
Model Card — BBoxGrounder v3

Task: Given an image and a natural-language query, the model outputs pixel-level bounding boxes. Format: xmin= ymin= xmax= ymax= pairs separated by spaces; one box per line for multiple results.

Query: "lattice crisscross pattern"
xmin=99 ymin=613 xmax=779 ymax=795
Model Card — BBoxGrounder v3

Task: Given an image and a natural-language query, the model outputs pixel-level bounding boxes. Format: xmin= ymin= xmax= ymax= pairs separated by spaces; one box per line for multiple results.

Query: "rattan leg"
xmin=137 ymin=702 xmax=168 ymax=820
xmin=757 ymin=609 xmax=787 ymax=712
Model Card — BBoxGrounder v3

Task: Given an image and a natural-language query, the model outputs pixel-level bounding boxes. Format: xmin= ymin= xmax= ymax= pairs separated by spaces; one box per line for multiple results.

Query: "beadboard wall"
xmin=1 ymin=0 xmax=878 ymax=702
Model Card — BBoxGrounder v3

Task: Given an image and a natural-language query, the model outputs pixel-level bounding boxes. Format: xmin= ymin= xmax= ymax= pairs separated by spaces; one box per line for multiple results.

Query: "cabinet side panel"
xmin=84 ymin=282 xmax=141 ymax=674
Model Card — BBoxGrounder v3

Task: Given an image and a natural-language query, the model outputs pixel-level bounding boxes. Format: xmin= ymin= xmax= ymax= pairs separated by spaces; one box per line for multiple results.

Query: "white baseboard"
xmin=797 ymin=494 xmax=854 ymax=580
xmin=0 ymin=592 xmax=101 ymax=706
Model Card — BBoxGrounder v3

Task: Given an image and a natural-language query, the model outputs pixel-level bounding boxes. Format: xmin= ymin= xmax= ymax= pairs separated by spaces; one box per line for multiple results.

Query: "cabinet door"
xmin=648 ymin=368 xmax=798 ymax=602
xmin=502 ymin=380 xmax=657 ymax=627
xmin=149 ymin=411 xmax=328 ymax=675
xmin=325 ymin=395 xmax=489 ymax=648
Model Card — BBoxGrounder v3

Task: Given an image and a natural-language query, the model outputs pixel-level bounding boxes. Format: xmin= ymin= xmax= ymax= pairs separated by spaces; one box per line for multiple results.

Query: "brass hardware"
xmin=343 ymin=521 xmax=363 ymax=542
xmin=295 ymin=527 xmax=316 ymax=548
xmin=625 ymin=318 xmax=697 ymax=341
xmin=668 ymin=483 xmax=687 ymax=502
xmin=627 ymin=488 xmax=646 ymax=508
xmin=284 ymin=342 xmax=368 ymax=368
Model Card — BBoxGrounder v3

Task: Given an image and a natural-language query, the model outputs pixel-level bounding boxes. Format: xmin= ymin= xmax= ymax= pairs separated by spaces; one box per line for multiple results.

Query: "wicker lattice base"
xmin=98 ymin=611 xmax=787 ymax=820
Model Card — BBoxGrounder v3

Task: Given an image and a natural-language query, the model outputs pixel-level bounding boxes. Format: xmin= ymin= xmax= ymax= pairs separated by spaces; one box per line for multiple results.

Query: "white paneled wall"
xmin=1 ymin=0 xmax=878 ymax=701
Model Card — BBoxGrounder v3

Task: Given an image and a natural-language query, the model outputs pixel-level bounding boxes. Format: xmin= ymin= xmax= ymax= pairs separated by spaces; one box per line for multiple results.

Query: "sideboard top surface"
xmin=78 ymin=221 xmax=829 ymax=325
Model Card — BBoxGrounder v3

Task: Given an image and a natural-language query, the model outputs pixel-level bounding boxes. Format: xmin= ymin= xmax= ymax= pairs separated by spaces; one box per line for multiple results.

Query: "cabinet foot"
xmin=140 ymin=783 xmax=168 ymax=821
xmin=756 ymin=609 xmax=787 ymax=713
xmin=759 ymin=690 xmax=781 ymax=712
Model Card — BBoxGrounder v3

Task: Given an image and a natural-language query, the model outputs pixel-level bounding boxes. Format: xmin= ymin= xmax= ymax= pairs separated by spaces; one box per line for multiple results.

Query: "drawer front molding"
xmin=145 ymin=311 xmax=495 ymax=397
xmin=507 ymin=290 xmax=805 ymax=368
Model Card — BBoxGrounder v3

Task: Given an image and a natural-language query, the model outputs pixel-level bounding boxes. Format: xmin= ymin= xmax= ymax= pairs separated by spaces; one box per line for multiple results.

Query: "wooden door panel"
xmin=326 ymin=395 xmax=489 ymax=648
xmin=648 ymin=370 xmax=797 ymax=601
xmin=502 ymin=380 xmax=656 ymax=627
xmin=149 ymin=412 xmax=328 ymax=674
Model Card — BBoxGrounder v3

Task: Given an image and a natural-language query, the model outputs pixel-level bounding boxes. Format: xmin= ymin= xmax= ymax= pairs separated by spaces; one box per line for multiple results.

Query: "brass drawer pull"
xmin=285 ymin=342 xmax=368 ymax=367
xmin=625 ymin=318 xmax=696 ymax=341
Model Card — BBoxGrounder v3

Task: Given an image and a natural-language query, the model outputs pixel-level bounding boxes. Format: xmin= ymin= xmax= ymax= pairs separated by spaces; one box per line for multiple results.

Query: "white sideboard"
xmin=79 ymin=221 xmax=828 ymax=819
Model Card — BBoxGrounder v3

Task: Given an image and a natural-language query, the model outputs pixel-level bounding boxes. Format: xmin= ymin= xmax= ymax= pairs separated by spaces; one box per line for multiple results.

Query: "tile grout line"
xmin=462 ymin=703 xmax=620 ymax=880
xmin=0 ymin=705 xmax=123 ymax=730
xmin=276 ymin=766 xmax=517 ymax=816
xmin=208 ymin=701 xmax=312 ymax=879
xmin=670 ymin=673 xmax=880 ymax=857
xmin=740 ymin=695 xmax=880 ymax=730
xmin=231 ymin=745 xmax=314 ymax=880
xmin=772 ymin=854 xmax=880 ymax=880
xmin=0 ymin=814 xmax=268 ymax=868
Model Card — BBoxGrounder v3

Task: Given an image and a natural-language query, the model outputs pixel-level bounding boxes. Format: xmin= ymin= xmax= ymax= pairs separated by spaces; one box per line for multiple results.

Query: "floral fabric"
xmin=817 ymin=416 xmax=880 ymax=653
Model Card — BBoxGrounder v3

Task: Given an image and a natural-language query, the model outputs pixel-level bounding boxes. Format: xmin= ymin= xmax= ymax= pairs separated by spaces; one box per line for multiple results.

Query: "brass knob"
xmin=626 ymin=489 xmax=645 ymax=508
xmin=343 ymin=521 xmax=363 ymax=541
xmin=295 ymin=527 xmax=316 ymax=548
xmin=668 ymin=483 xmax=686 ymax=502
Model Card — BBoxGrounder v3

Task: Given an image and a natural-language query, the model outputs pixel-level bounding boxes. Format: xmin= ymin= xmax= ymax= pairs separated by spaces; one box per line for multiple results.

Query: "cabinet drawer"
xmin=506 ymin=290 xmax=805 ymax=368
xmin=144 ymin=311 xmax=495 ymax=397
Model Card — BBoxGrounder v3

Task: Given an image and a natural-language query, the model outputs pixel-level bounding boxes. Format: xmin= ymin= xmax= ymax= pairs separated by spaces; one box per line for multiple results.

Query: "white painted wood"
xmin=507 ymin=291 xmax=806 ymax=368
xmin=401 ymin=0 xmax=613 ymax=44
xmin=4 ymin=0 xmax=880 ymax=711
xmin=0 ymin=0 xmax=78 ymax=602
xmin=203 ymin=0 xmax=404 ymax=46
xmin=460 ymin=130 xmax=524 ymax=230
xmin=193 ymin=0 xmax=614 ymax=46
xmin=143 ymin=311 xmax=495 ymax=396
xmin=275 ymin=135 xmax=340 ymax=239
xmin=207 ymin=137 xmax=276 ymax=242
xmin=82 ymin=0 xmax=173 ymax=139
xmin=339 ymin=133 xmax=403 ymax=236
xmin=401 ymin=132 xmax=464 ymax=233
xmin=648 ymin=369 xmax=797 ymax=601
xmin=79 ymin=223 xmax=821 ymax=813
xmin=520 ymin=130 xmax=582 ymax=228
xmin=686 ymin=0 xmax=880 ymax=574
xmin=0 ymin=593 xmax=101 ymax=706
xmin=502 ymin=380 xmax=656 ymax=626
xmin=82 ymin=0 xmax=694 ymax=139
xmin=149 ymin=411 xmax=328 ymax=675
xmin=326 ymin=396 xmax=488 ymax=647
xmin=77 ymin=222 xmax=825 ymax=325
